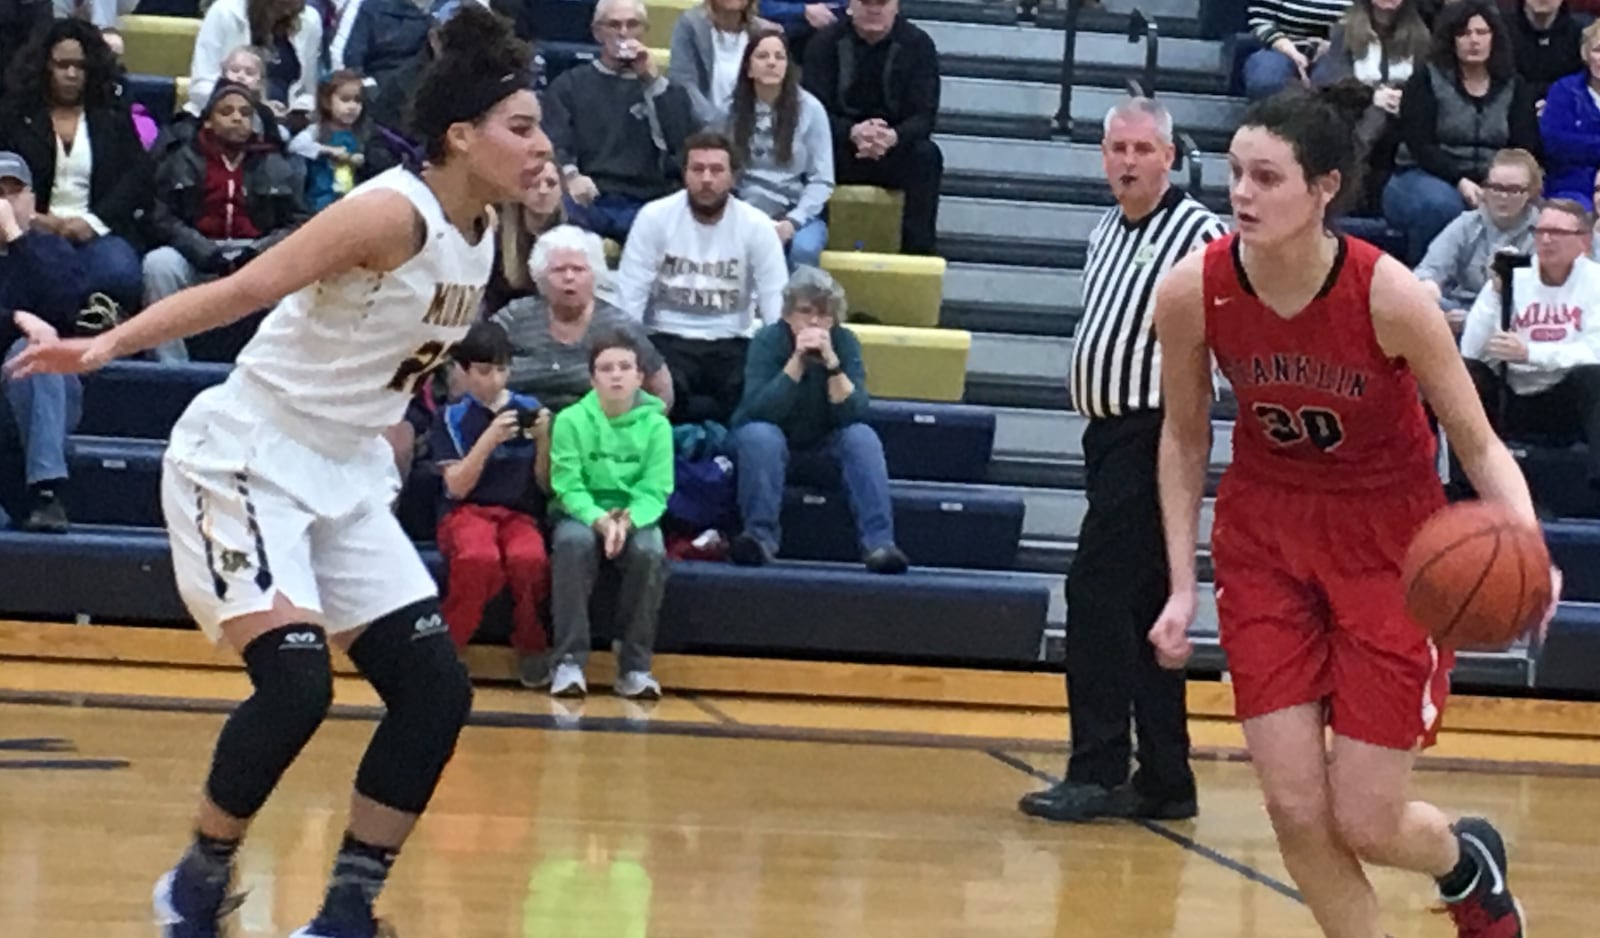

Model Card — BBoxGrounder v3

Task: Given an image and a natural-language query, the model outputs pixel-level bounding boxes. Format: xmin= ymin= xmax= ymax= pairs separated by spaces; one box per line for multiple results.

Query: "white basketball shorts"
xmin=160 ymin=375 xmax=436 ymax=643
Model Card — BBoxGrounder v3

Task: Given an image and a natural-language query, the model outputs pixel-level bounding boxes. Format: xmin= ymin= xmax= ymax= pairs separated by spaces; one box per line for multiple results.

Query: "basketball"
xmin=1402 ymin=502 xmax=1553 ymax=650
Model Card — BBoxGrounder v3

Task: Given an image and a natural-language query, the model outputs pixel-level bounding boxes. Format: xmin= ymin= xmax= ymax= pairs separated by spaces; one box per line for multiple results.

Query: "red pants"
xmin=438 ymin=504 xmax=550 ymax=655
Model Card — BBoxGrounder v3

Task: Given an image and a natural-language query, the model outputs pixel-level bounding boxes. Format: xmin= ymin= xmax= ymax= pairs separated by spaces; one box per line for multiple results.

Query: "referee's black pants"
xmin=1064 ymin=410 xmax=1196 ymax=801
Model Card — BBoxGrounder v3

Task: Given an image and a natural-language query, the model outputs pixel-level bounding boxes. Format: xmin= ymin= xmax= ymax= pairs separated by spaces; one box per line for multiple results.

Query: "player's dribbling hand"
xmin=3 ymin=331 xmax=119 ymax=378
xmin=1148 ymin=591 xmax=1196 ymax=670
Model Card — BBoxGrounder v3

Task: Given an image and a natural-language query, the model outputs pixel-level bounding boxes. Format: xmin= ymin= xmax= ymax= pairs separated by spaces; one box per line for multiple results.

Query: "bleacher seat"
xmin=123 ymin=74 xmax=177 ymax=122
xmin=780 ymin=482 xmax=1022 ymax=570
xmin=1336 ymin=216 xmax=1407 ymax=261
xmin=119 ymin=15 xmax=200 ymax=79
xmin=529 ymin=0 xmax=598 ymax=44
xmin=644 ymin=0 xmax=697 ymax=49
xmin=847 ymin=323 xmax=970 ymax=402
xmin=1535 ymin=602 xmax=1600 ymax=693
xmin=534 ymin=41 xmax=600 ymax=88
xmin=1513 ymin=443 xmax=1600 ymax=519
xmin=821 ymin=251 xmax=944 ymax=328
xmin=65 ymin=438 xmax=165 ymax=528
xmin=826 ymin=186 xmax=904 ymax=254
xmin=1545 ymin=520 xmax=1600 ymax=602
xmin=0 ymin=526 xmax=1050 ymax=664
xmin=864 ymin=400 xmax=995 ymax=483
xmin=80 ymin=362 xmax=227 ymax=439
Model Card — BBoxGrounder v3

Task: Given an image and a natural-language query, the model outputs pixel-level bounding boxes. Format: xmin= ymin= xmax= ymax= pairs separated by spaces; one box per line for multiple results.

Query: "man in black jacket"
xmin=0 ymin=151 xmax=92 ymax=532
xmin=1509 ymin=0 xmax=1583 ymax=102
xmin=802 ymin=0 xmax=942 ymax=254
xmin=142 ymin=82 xmax=309 ymax=361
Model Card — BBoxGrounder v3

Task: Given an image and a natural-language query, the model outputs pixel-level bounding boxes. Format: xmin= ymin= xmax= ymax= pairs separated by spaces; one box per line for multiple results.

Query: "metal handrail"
xmin=1129 ymin=10 xmax=1159 ymax=104
xmin=1054 ymin=0 xmax=1084 ymax=135
xmin=1177 ymin=131 xmax=1202 ymax=192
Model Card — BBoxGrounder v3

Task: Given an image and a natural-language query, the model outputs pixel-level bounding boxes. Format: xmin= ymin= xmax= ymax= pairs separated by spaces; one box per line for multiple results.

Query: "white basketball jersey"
xmin=233 ymin=167 xmax=492 ymax=435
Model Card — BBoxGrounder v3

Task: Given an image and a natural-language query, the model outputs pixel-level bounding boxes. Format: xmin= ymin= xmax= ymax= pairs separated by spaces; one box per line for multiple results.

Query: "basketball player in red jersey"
xmin=1149 ymin=88 xmax=1556 ymax=938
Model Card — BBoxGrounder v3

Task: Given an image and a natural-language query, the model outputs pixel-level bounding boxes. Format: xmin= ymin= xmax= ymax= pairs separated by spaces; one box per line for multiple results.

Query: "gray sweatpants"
xmin=549 ymin=516 xmax=668 ymax=674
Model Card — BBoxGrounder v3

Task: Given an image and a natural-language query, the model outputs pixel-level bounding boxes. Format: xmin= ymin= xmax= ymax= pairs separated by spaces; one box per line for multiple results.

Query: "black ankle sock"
xmin=1437 ymin=834 xmax=1481 ymax=899
xmin=180 ymin=831 xmax=241 ymax=883
xmin=314 ymin=833 xmax=398 ymax=928
xmin=28 ymin=482 xmax=60 ymax=502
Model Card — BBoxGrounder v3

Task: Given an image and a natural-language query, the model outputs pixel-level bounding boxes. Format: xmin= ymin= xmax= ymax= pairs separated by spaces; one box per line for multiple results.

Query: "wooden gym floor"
xmin=3 ymin=627 xmax=1600 ymax=937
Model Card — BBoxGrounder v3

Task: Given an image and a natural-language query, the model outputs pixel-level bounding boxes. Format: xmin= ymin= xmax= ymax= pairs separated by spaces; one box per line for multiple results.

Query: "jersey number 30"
xmin=387 ymin=341 xmax=456 ymax=394
xmin=1253 ymin=403 xmax=1345 ymax=452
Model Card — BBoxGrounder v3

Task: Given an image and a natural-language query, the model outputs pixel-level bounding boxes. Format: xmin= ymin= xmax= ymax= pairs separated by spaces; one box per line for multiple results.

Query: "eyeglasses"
xmin=600 ymin=17 xmax=645 ymax=30
xmin=49 ymin=59 xmax=86 ymax=72
xmin=1532 ymin=226 xmax=1587 ymax=239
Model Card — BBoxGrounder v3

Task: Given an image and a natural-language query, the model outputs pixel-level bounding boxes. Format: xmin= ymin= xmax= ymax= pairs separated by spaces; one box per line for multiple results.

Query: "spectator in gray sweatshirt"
xmin=727 ymin=27 xmax=835 ymax=269
xmin=1415 ymin=146 xmax=1540 ymax=329
xmin=543 ymin=0 xmax=697 ymax=242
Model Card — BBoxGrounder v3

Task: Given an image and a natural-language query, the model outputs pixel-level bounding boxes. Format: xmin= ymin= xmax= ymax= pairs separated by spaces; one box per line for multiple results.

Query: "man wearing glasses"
xmin=543 ymin=0 xmax=696 ymax=241
xmin=1459 ymin=198 xmax=1600 ymax=494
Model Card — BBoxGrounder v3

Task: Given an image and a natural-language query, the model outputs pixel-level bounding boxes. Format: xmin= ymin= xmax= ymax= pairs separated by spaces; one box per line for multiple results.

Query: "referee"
xmin=1019 ymin=97 xmax=1224 ymax=823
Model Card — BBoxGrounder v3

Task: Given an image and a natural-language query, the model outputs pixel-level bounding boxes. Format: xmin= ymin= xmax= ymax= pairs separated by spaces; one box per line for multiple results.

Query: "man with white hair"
xmin=493 ymin=224 xmax=672 ymax=414
xmin=1018 ymin=97 xmax=1224 ymax=824
xmin=728 ymin=266 xmax=908 ymax=573
xmin=543 ymin=0 xmax=698 ymax=242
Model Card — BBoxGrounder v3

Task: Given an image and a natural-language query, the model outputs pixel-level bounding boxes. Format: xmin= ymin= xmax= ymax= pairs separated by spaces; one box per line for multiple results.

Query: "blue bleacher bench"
xmin=1535 ymin=602 xmax=1600 ymax=693
xmin=79 ymin=363 xmax=998 ymax=483
xmin=67 ymin=435 xmax=1021 ymax=569
xmin=780 ymin=482 xmax=1022 ymax=570
xmin=0 ymin=526 xmax=1050 ymax=665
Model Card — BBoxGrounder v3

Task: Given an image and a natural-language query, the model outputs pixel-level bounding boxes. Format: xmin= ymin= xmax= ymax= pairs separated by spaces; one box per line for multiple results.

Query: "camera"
xmin=500 ymin=405 xmax=541 ymax=439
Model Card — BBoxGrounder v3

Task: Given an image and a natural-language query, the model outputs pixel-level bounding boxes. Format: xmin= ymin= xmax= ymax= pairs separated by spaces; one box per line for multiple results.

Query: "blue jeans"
xmin=3 ymin=337 xmax=82 ymax=487
xmin=565 ymin=192 xmax=646 ymax=243
xmin=76 ymin=233 xmax=145 ymax=316
xmin=787 ymin=217 xmax=828 ymax=270
xmin=1243 ymin=48 xmax=1302 ymax=101
xmin=734 ymin=420 xmax=896 ymax=554
xmin=1382 ymin=168 xmax=1468 ymax=266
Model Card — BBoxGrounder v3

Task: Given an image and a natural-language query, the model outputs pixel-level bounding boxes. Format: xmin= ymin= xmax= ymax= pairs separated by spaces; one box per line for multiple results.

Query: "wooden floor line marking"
xmin=984 ymin=749 xmax=1307 ymax=906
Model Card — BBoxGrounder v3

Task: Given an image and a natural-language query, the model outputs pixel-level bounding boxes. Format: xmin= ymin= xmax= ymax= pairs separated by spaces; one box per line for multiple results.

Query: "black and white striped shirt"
xmin=1070 ymin=187 xmax=1226 ymax=420
xmin=1247 ymin=0 xmax=1350 ymax=46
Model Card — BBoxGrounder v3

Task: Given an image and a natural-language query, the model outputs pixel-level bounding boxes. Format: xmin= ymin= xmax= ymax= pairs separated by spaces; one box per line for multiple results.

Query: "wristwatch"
xmin=826 ymin=364 xmax=845 ymax=376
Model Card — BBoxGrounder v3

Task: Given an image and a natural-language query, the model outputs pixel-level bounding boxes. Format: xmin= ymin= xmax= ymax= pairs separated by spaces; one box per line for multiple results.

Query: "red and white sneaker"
xmin=1443 ymin=818 xmax=1525 ymax=938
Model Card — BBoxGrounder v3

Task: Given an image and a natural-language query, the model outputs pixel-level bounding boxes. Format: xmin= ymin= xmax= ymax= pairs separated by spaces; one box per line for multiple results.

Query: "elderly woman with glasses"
xmin=728 ymin=266 xmax=908 ymax=574
xmin=491 ymin=224 xmax=673 ymax=414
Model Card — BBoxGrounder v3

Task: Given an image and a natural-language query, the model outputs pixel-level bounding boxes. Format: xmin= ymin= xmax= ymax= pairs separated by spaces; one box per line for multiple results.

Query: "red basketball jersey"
xmin=1203 ymin=234 xmax=1439 ymax=494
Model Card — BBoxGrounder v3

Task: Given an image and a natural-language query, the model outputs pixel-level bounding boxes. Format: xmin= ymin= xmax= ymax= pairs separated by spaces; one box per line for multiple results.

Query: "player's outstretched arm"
xmin=7 ymin=188 xmax=424 ymax=378
xmin=1150 ymin=252 xmax=1210 ymax=667
xmin=1369 ymin=255 xmax=1538 ymax=526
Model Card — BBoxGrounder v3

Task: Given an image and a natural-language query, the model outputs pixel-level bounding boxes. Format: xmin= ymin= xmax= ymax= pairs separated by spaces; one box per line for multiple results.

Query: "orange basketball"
xmin=1401 ymin=502 xmax=1552 ymax=650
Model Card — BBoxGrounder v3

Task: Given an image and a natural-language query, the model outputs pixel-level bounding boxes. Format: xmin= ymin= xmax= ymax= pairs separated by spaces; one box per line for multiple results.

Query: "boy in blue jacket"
xmin=430 ymin=321 xmax=553 ymax=687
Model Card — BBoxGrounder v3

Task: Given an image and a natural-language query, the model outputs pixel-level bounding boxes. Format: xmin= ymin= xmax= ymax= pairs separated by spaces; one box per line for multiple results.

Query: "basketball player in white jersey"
xmin=9 ymin=9 xmax=547 ymax=938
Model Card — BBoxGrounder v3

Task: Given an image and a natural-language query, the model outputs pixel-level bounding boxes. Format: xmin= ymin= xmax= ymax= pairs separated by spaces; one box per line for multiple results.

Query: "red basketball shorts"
xmin=1211 ymin=479 xmax=1452 ymax=751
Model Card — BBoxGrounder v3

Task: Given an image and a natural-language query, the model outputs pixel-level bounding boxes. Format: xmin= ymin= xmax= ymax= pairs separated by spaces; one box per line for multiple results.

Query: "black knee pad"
xmin=207 ymin=624 xmax=334 ymax=819
xmin=346 ymin=600 xmax=474 ymax=814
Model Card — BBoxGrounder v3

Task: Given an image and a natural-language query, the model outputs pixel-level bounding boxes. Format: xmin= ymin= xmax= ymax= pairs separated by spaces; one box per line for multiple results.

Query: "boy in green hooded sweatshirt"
xmin=548 ymin=329 xmax=676 ymax=699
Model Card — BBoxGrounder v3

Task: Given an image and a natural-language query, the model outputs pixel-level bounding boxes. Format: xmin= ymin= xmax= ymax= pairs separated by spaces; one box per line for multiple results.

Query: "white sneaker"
xmin=614 ymin=670 xmax=662 ymax=700
xmin=550 ymin=659 xmax=587 ymax=698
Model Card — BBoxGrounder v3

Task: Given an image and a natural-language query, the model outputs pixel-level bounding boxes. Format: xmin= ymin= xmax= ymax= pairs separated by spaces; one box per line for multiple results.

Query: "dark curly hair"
xmin=4 ymin=18 xmax=122 ymax=111
xmin=1239 ymin=85 xmax=1365 ymax=218
xmin=1429 ymin=0 xmax=1514 ymax=82
xmin=408 ymin=5 xmax=534 ymax=163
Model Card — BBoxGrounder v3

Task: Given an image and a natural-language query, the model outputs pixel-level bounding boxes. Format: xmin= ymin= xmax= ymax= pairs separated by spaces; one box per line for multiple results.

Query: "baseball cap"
xmin=0 ymin=152 xmax=31 ymax=188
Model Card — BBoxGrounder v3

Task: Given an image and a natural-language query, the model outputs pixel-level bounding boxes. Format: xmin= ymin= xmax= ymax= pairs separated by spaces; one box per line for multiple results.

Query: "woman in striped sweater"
xmin=1244 ymin=0 xmax=1355 ymax=99
xmin=726 ymin=27 xmax=836 ymax=270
